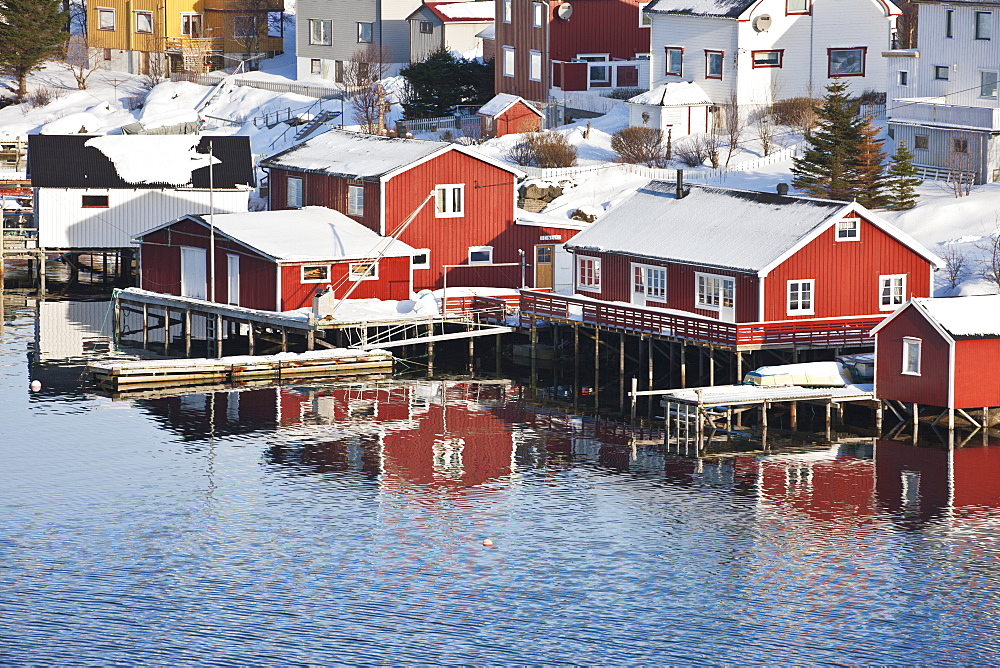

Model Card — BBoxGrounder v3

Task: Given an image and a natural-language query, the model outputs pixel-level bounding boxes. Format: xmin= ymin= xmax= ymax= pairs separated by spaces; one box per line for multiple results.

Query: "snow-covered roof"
xmin=427 ymin=1 xmax=495 ymax=22
xmin=477 ymin=23 xmax=495 ymax=39
xmin=628 ymin=81 xmax=712 ymax=107
xmin=565 ymin=182 xmax=848 ymax=273
xmin=478 ymin=93 xmax=543 ymax=118
xmin=140 ymin=207 xmax=416 ymax=262
xmin=913 ymin=296 xmax=1000 ymax=338
xmin=645 ymin=0 xmax=756 ymax=18
xmin=85 ymin=135 xmax=220 ymax=186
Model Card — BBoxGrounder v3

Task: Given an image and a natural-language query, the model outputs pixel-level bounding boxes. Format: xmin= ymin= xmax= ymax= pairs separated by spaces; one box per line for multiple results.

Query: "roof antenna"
xmin=675 ymin=168 xmax=684 ymax=199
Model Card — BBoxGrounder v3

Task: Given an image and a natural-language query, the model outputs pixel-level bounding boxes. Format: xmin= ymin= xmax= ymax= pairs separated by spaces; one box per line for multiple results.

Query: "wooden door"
xmin=535 ymin=245 xmax=554 ymax=289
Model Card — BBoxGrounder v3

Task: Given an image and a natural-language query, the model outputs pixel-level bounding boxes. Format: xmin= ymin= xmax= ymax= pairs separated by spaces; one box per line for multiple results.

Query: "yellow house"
xmin=88 ymin=0 xmax=285 ymax=74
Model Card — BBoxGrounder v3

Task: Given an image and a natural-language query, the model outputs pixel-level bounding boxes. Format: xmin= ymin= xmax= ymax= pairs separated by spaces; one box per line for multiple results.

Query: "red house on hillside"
xmin=495 ymin=0 xmax=652 ymax=103
xmin=871 ymin=295 xmax=1000 ymax=412
xmin=478 ymin=93 xmax=544 ymax=137
xmin=532 ymin=182 xmax=944 ymax=350
xmin=136 ymin=207 xmax=417 ymax=311
xmin=261 ymin=130 xmax=526 ymax=291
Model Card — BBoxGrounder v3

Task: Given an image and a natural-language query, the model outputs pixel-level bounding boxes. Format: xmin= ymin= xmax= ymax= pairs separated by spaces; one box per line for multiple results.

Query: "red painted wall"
xmin=953 ymin=338 xmax=1000 ymax=409
xmin=279 ymin=256 xmax=412 ymax=310
xmin=874 ymin=304 xmax=950 ymax=407
xmin=764 ymin=216 xmax=933 ymax=321
xmin=491 ymin=102 xmax=542 ymax=137
xmin=269 ymin=169 xmax=381 ymax=234
xmin=494 ymin=0 xmax=548 ymax=101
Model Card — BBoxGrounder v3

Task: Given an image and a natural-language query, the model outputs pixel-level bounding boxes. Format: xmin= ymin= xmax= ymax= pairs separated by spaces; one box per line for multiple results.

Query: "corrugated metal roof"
xmin=913 ymin=295 xmax=1000 ymax=338
xmin=28 ymin=135 xmax=255 ymax=189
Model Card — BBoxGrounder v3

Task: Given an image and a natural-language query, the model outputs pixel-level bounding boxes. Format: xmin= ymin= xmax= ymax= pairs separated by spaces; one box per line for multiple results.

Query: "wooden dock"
xmin=85 ymin=348 xmax=394 ymax=391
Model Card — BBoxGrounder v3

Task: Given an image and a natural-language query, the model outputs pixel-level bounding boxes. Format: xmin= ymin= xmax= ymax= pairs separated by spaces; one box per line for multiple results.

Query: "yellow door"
xmin=535 ymin=245 xmax=554 ymax=289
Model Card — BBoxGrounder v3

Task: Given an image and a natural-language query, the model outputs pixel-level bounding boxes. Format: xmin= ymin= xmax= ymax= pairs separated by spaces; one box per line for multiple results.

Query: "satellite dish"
xmin=556 ymin=2 xmax=573 ymax=19
xmin=752 ymin=14 xmax=772 ymax=31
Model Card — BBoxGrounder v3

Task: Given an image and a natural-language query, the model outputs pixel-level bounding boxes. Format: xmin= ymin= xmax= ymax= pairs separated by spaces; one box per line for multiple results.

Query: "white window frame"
xmin=287 ymin=176 xmax=303 ymax=208
xmin=412 ymin=249 xmax=430 ymax=269
xmin=98 ymin=7 xmax=116 ymax=30
xmin=976 ymin=11 xmax=993 ymax=40
xmin=533 ymin=2 xmax=544 ymax=27
xmin=503 ymin=0 xmax=512 ymax=23
xmin=135 ymin=10 xmax=153 ymax=33
xmin=579 ymin=53 xmax=610 ymax=84
xmin=632 ymin=263 xmax=667 ymax=301
xmin=902 ymin=337 xmax=921 ymax=375
xmin=358 ymin=21 xmax=373 ymax=43
xmin=879 ymin=274 xmax=906 ymax=311
xmin=577 ymin=256 xmax=601 ymax=292
xmin=529 ymin=50 xmax=542 ymax=82
xmin=435 ymin=183 xmax=464 ymax=218
xmin=695 ymin=272 xmax=732 ymax=311
xmin=301 ymin=264 xmax=331 ymax=283
xmin=981 ymin=70 xmax=999 ymax=97
xmin=502 ymin=46 xmax=515 ymax=77
xmin=468 ymin=246 xmax=493 ymax=264
xmin=836 ymin=218 xmax=859 ymax=241
xmin=786 ymin=279 xmax=815 ymax=316
xmin=180 ymin=13 xmax=202 ymax=36
xmin=705 ymin=50 xmax=723 ymax=79
xmin=639 ymin=2 xmax=651 ymax=26
xmin=348 ymin=261 xmax=378 ymax=281
xmin=348 ymin=184 xmax=364 ymax=216
xmin=309 ymin=18 xmax=332 ymax=45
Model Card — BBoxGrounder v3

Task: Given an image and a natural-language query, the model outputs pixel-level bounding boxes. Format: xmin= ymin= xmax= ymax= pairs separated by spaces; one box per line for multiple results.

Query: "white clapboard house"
xmin=28 ymin=134 xmax=254 ymax=253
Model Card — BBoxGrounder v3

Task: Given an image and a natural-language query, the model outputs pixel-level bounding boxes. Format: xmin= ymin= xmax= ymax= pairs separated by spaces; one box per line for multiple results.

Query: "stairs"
xmin=294 ymin=110 xmax=340 ymax=141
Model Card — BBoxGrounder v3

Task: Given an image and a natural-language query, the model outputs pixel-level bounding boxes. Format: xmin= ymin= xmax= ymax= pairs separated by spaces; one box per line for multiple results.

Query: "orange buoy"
xmin=482 ymin=538 xmax=493 ymax=547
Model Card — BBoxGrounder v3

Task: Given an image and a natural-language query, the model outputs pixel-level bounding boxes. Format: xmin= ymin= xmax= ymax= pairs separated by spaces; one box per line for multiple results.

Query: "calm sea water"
xmin=3 ymin=299 xmax=1000 ymax=665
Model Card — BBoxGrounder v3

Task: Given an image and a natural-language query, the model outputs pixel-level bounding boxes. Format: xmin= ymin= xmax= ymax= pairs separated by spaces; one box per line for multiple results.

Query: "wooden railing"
xmin=165 ymin=37 xmax=224 ymax=53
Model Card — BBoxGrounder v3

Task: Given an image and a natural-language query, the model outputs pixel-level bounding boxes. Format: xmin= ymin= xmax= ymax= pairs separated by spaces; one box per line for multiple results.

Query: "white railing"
xmin=889 ymin=98 xmax=1000 ymax=130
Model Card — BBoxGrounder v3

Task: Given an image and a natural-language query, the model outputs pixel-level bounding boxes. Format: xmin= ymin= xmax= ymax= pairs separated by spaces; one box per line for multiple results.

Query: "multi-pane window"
xmin=502 ymin=46 xmax=515 ymax=77
xmin=181 ymin=13 xmax=202 ymax=36
xmin=98 ymin=8 xmax=115 ymax=30
xmin=752 ymin=50 xmax=782 ymax=68
xmin=287 ymin=177 xmax=303 ymax=208
xmin=577 ymin=256 xmax=601 ymax=291
xmin=348 ymin=262 xmax=378 ymax=280
xmin=135 ymin=11 xmax=153 ymax=33
xmin=310 ymin=59 xmax=321 ymax=74
xmin=639 ymin=2 xmax=651 ymax=26
xmin=828 ymin=48 xmax=865 ymax=76
xmin=982 ymin=71 xmax=999 ymax=97
xmin=665 ymin=47 xmax=683 ymax=75
xmin=902 ymin=337 xmax=921 ymax=375
xmin=435 ymin=184 xmax=464 ymax=217
xmin=880 ymin=274 xmax=906 ymax=310
xmin=696 ymin=274 xmax=733 ymax=310
xmin=309 ymin=19 xmax=332 ymax=45
xmin=529 ymin=50 xmax=542 ymax=81
xmin=976 ymin=11 xmax=993 ymax=40
xmin=358 ymin=22 xmax=373 ymax=43
xmin=634 ymin=265 xmax=667 ymax=300
xmin=954 ymin=137 xmax=969 ymax=153
xmin=468 ymin=247 xmax=493 ymax=264
xmin=706 ymin=51 xmax=723 ymax=79
xmin=420 ymin=21 xmax=433 ymax=34
xmin=580 ymin=55 xmax=609 ymax=84
xmin=836 ymin=218 xmax=859 ymax=240
xmin=348 ymin=184 xmax=364 ymax=216
xmin=787 ymin=279 xmax=814 ymax=315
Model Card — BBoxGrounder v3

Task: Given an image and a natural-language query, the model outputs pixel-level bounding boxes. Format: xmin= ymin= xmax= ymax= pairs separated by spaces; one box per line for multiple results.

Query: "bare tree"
xmin=722 ymin=90 xmax=745 ymax=166
xmin=940 ymin=245 xmax=969 ymax=289
xmin=610 ymin=126 xmax=668 ymax=167
xmin=751 ymin=106 xmax=777 ymax=157
xmin=344 ymin=44 xmax=391 ymax=135
xmin=944 ymin=131 xmax=979 ymax=197
xmin=674 ymin=133 xmax=712 ymax=167
xmin=60 ymin=33 xmax=106 ymax=89
xmin=976 ymin=232 xmax=1000 ymax=285
xmin=225 ymin=0 xmax=283 ymax=70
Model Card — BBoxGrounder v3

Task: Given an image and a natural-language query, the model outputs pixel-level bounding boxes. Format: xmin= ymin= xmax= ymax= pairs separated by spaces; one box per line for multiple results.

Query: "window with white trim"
xmin=529 ymin=50 xmax=542 ymax=81
xmin=705 ymin=50 xmax=723 ymax=79
xmin=469 ymin=246 xmax=493 ymax=264
xmin=633 ymin=264 xmax=666 ymax=300
xmin=287 ymin=177 xmax=303 ymax=208
xmin=301 ymin=264 xmax=330 ymax=282
xmin=98 ymin=7 xmax=116 ymax=30
xmin=358 ymin=21 xmax=373 ymax=43
xmin=533 ymin=2 xmax=544 ymax=27
xmin=309 ymin=18 xmax=332 ymax=45
xmin=665 ymin=47 xmax=683 ymax=76
xmin=787 ymin=279 xmax=814 ymax=315
xmin=348 ymin=184 xmax=364 ymax=216
xmin=502 ymin=46 xmax=515 ymax=77
xmin=348 ymin=261 xmax=378 ymax=280
xmin=580 ymin=54 xmax=610 ymax=84
xmin=696 ymin=273 xmax=733 ymax=310
xmin=435 ymin=184 xmax=464 ymax=217
xmin=503 ymin=0 xmax=511 ymax=22
xmin=412 ymin=249 xmax=430 ymax=269
xmin=577 ymin=256 xmax=601 ymax=292
xmin=181 ymin=13 xmax=202 ymax=36
xmin=639 ymin=2 xmax=651 ymax=26
xmin=836 ymin=218 xmax=859 ymax=240
xmin=902 ymin=337 xmax=921 ymax=375
xmin=135 ymin=10 xmax=153 ymax=33
xmin=880 ymin=274 xmax=906 ymax=310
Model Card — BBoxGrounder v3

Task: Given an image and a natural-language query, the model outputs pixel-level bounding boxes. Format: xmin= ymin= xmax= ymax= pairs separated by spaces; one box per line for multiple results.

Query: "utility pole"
xmin=208 ymin=139 xmax=216 ymax=302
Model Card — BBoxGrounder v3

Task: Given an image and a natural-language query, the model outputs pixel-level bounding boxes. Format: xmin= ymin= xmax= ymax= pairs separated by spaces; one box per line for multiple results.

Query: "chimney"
xmin=776 ymin=183 xmax=789 ymax=196
xmin=676 ymin=169 xmax=685 ymax=199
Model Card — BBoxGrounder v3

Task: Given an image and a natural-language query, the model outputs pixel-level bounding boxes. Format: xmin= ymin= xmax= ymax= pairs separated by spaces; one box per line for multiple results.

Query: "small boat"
xmin=743 ymin=360 xmax=852 ymax=387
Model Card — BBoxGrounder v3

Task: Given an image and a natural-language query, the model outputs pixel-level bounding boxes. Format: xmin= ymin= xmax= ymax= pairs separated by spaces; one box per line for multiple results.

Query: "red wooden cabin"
xmin=477 ymin=94 xmax=544 ymax=137
xmin=523 ymin=182 xmax=944 ymax=351
xmin=136 ymin=207 xmax=417 ymax=311
xmin=494 ymin=0 xmax=651 ymax=102
xmin=262 ymin=130 xmax=525 ymax=292
xmin=872 ymin=295 xmax=1000 ymax=411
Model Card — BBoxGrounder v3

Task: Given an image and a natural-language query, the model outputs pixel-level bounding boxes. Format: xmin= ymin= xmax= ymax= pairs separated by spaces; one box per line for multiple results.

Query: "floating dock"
xmin=85 ymin=348 xmax=394 ymax=391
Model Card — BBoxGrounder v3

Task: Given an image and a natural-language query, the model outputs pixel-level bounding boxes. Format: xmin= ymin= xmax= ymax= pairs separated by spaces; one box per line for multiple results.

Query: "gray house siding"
xmin=409 ymin=7 xmax=443 ymax=62
xmin=889 ymin=121 xmax=999 ymax=184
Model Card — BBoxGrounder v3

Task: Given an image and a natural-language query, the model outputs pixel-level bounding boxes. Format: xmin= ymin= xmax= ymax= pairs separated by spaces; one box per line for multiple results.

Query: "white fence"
xmin=170 ymin=72 xmax=346 ymax=99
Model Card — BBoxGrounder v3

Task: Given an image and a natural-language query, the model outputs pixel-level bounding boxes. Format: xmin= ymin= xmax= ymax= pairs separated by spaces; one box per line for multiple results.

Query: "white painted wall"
xmin=36 ymin=188 xmax=250 ymax=249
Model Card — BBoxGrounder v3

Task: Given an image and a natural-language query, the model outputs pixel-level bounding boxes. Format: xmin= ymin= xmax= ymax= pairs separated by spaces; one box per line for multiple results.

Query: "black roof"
xmin=28 ymin=135 xmax=256 ymax=189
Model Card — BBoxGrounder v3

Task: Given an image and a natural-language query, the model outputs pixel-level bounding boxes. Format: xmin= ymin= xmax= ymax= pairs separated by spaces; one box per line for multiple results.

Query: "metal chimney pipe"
xmin=676 ymin=169 xmax=684 ymax=199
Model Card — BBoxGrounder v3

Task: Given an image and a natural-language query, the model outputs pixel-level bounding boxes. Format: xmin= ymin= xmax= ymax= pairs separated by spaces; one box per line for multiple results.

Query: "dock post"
xmin=912 ymin=402 xmax=919 ymax=438
xmin=790 ymin=401 xmax=797 ymax=431
xmin=876 ymin=401 xmax=884 ymax=433
xmin=708 ymin=347 xmax=715 ymax=386
xmin=761 ymin=400 xmax=769 ymax=448
xmin=948 ymin=407 xmax=955 ymax=432
xmin=184 ymin=310 xmax=192 ymax=357
xmin=593 ymin=329 xmax=600 ymax=408
xmin=113 ymin=298 xmax=121 ymax=342
xmin=530 ymin=315 xmax=537 ymax=359
xmin=619 ymin=331 xmax=626 ymax=410
xmin=427 ymin=323 xmax=434 ymax=374
xmin=39 ymin=253 xmax=46 ymax=296
xmin=735 ymin=351 xmax=743 ymax=384
xmin=496 ymin=332 xmax=502 ymax=376
xmin=247 ymin=320 xmax=255 ymax=355
xmin=282 ymin=327 xmax=288 ymax=353
xmin=573 ymin=325 xmax=580 ymax=409
xmin=306 ymin=327 xmax=315 ymax=352
xmin=163 ymin=307 xmax=170 ymax=355
xmin=665 ymin=400 xmax=671 ymax=446
xmin=215 ymin=314 xmax=224 ymax=358
xmin=630 ymin=376 xmax=637 ymax=422
xmin=825 ymin=401 xmax=832 ymax=441
xmin=468 ymin=332 xmax=475 ymax=373
xmin=680 ymin=341 xmax=687 ymax=388
xmin=142 ymin=303 xmax=149 ymax=349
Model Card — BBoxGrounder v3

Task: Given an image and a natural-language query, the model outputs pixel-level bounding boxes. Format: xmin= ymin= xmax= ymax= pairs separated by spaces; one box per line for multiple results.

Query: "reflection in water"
xmin=4 ymin=300 xmax=1000 ymax=663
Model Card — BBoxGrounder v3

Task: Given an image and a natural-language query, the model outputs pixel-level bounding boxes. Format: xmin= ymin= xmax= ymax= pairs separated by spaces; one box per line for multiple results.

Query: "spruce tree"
xmin=400 ymin=48 xmax=493 ymax=118
xmin=852 ymin=115 xmax=889 ymax=209
xmin=791 ymin=80 xmax=864 ymax=201
xmin=0 ymin=0 xmax=67 ymax=98
xmin=885 ymin=142 xmax=922 ymax=210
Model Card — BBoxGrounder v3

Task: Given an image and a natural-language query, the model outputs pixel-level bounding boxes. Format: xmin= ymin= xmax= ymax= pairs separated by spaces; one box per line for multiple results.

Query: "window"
xmin=577 ymin=256 xmax=601 ymax=291
xmin=268 ymin=12 xmax=284 ymax=37
xmin=469 ymin=247 xmax=493 ymax=264
xmin=233 ymin=15 xmax=256 ymax=38
xmin=97 ymin=7 xmax=115 ymax=30
xmin=335 ymin=60 xmax=344 ymax=83
xmin=752 ymin=50 xmax=782 ymax=68
xmin=348 ymin=184 xmax=364 ymax=216
xmin=502 ymin=46 xmax=515 ymax=77
xmin=301 ymin=265 xmax=330 ymax=282
xmin=982 ymin=71 xmax=999 ymax=97
xmin=580 ymin=54 xmax=609 ymax=84
xmin=135 ymin=10 xmax=152 ymax=33
xmin=902 ymin=337 xmax=921 ymax=375
xmin=639 ymin=2 xmax=651 ymax=26
xmin=946 ymin=9 xmax=954 ymax=37
xmin=976 ymin=11 xmax=993 ymax=39
xmin=836 ymin=218 xmax=859 ymax=241
xmin=664 ymin=48 xmax=683 ymax=76
xmin=103 ymin=48 xmax=112 ymax=61
xmin=828 ymin=47 xmax=866 ymax=77
xmin=696 ymin=273 xmax=733 ymax=310
xmin=934 ymin=65 xmax=950 ymax=80
xmin=953 ymin=137 xmax=968 ymax=153
xmin=412 ymin=249 xmax=430 ymax=269
xmin=287 ymin=177 xmax=303 ymax=208
xmin=181 ymin=13 xmax=202 ymax=36
xmin=787 ymin=279 xmax=814 ymax=315
xmin=82 ymin=194 xmax=109 ymax=208
xmin=420 ymin=21 xmax=433 ymax=34
xmin=633 ymin=264 xmax=667 ymax=300
xmin=533 ymin=2 xmax=544 ymax=27
xmin=915 ymin=134 xmax=929 ymax=149
xmin=898 ymin=70 xmax=908 ymax=86
xmin=880 ymin=274 xmax=906 ymax=310
xmin=435 ymin=184 xmax=464 ymax=217
xmin=787 ymin=0 xmax=809 ymax=13
xmin=310 ymin=58 xmax=321 ymax=74
xmin=529 ymin=50 xmax=542 ymax=81
xmin=348 ymin=262 xmax=378 ymax=280
xmin=358 ymin=21 xmax=373 ymax=43
xmin=309 ymin=19 xmax=332 ymax=45
xmin=503 ymin=0 xmax=511 ymax=22
xmin=706 ymin=50 xmax=723 ymax=79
